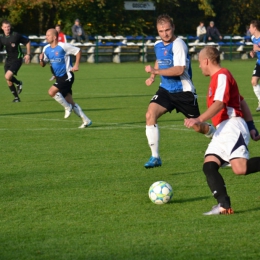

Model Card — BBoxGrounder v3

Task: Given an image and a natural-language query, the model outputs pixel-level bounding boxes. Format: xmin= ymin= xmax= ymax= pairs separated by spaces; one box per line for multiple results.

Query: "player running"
xmin=249 ymin=20 xmax=260 ymax=111
xmin=0 ymin=20 xmax=31 ymax=102
xmin=185 ymin=46 xmax=260 ymax=215
xmin=39 ymin=28 xmax=92 ymax=128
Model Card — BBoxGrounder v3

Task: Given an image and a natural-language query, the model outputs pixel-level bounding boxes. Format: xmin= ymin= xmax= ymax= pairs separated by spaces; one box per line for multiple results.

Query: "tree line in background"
xmin=0 ymin=0 xmax=259 ymax=38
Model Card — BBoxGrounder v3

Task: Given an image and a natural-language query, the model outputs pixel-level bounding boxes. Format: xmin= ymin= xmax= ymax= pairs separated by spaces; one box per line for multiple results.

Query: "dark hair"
xmin=250 ymin=20 xmax=260 ymax=31
xmin=203 ymin=46 xmax=220 ymax=64
xmin=157 ymin=14 xmax=174 ymax=27
xmin=1 ymin=19 xmax=10 ymax=26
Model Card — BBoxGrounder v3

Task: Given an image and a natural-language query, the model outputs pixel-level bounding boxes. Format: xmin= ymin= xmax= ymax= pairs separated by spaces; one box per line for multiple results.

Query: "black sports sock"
xmin=246 ymin=157 xmax=260 ymax=175
xmin=9 ymin=85 xmax=19 ymax=98
xmin=203 ymin=161 xmax=231 ymax=209
xmin=11 ymin=76 xmax=20 ymax=85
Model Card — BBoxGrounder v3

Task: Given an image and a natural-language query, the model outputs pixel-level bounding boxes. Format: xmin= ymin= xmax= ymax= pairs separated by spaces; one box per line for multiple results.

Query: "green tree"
xmin=0 ymin=0 xmax=259 ymax=37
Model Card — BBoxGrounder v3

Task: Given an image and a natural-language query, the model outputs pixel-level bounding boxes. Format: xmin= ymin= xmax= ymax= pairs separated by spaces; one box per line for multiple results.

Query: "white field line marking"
xmin=1 ymin=116 xmax=260 ymax=131
xmin=0 ymin=116 xmax=190 ymax=131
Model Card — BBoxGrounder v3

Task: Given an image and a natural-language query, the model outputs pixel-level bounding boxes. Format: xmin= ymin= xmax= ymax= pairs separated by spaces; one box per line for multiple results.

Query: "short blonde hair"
xmin=202 ymin=46 xmax=220 ymax=64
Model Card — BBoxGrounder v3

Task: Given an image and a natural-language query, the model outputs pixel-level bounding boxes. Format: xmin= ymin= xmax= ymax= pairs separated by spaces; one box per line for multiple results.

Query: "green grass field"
xmin=1 ymin=59 xmax=260 ymax=260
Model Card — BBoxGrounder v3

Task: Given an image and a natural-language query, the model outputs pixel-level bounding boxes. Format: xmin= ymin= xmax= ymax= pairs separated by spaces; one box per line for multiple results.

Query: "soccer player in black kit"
xmin=0 ymin=20 xmax=31 ymax=102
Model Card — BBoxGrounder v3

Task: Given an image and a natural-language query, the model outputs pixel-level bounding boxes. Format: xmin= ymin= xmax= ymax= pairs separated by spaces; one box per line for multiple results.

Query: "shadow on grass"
xmin=234 ymin=206 xmax=260 ymax=214
xmin=170 ymin=170 xmax=200 ymax=176
xmin=0 ymin=108 xmax=120 ymax=117
xmin=168 ymin=196 xmax=210 ymax=204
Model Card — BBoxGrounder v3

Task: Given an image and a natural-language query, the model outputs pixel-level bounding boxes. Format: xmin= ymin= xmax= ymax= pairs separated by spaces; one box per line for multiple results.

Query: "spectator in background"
xmin=206 ymin=21 xmax=222 ymax=42
xmin=71 ymin=19 xmax=88 ymax=43
xmin=55 ymin=24 xmax=67 ymax=43
xmin=196 ymin=21 xmax=206 ymax=42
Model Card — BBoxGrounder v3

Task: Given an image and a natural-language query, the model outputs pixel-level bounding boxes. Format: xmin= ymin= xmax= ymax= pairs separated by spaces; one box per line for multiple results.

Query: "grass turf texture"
xmin=1 ymin=60 xmax=260 ymax=260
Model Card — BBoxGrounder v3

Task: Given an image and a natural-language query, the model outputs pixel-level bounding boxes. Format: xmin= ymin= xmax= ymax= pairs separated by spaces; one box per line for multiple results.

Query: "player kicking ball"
xmin=39 ymin=28 xmax=92 ymax=128
xmin=184 ymin=46 xmax=260 ymax=215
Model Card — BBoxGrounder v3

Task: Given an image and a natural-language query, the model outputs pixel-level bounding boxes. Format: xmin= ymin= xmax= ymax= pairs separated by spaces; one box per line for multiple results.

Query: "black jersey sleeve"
xmin=16 ymin=32 xmax=30 ymax=45
xmin=0 ymin=35 xmax=3 ymax=51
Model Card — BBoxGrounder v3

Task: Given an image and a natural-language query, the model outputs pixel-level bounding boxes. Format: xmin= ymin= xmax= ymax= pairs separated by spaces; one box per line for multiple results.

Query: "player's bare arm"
xmin=71 ymin=50 xmax=81 ymax=72
xmin=253 ymin=44 xmax=260 ymax=52
xmin=145 ymin=65 xmax=184 ymax=77
xmin=145 ymin=61 xmax=158 ymax=86
xmin=241 ymin=99 xmax=260 ymax=141
xmin=250 ymin=50 xmax=255 ymax=58
xmin=39 ymin=53 xmax=46 ymax=67
xmin=23 ymin=42 xmax=31 ymax=64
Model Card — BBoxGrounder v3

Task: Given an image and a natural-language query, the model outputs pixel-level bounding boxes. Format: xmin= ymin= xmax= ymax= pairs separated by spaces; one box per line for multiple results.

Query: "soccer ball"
xmin=148 ymin=181 xmax=173 ymax=204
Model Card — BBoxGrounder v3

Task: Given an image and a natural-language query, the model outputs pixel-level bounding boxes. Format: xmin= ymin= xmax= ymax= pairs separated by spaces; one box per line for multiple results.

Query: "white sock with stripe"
xmin=146 ymin=124 xmax=159 ymax=158
xmin=53 ymin=92 xmax=71 ymax=109
xmin=253 ymin=84 xmax=260 ymax=102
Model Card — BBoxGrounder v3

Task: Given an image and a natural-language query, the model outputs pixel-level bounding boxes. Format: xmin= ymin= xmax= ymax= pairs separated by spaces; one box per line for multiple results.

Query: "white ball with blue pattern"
xmin=148 ymin=181 xmax=173 ymax=204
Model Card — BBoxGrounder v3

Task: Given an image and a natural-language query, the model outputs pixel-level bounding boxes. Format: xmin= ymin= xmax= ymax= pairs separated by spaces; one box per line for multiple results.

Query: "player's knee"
xmin=4 ymin=74 xmax=11 ymax=81
xmin=145 ymin=110 xmax=152 ymax=121
xmin=252 ymin=79 xmax=258 ymax=86
xmin=145 ymin=111 xmax=158 ymax=125
xmin=48 ymin=89 xmax=55 ymax=97
xmin=232 ymin=168 xmax=246 ymax=175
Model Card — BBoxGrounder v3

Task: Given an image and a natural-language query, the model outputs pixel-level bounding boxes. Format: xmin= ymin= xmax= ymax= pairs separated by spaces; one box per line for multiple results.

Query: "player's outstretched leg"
xmin=203 ymin=161 xmax=234 ymax=215
xmin=73 ymin=103 xmax=92 ymax=128
xmin=144 ymin=124 xmax=161 ymax=168
xmin=9 ymin=84 xmax=20 ymax=102
xmin=53 ymin=92 xmax=72 ymax=118
xmin=253 ymin=85 xmax=260 ymax=112
xmin=10 ymin=76 xmax=23 ymax=95
xmin=16 ymin=81 xmax=23 ymax=94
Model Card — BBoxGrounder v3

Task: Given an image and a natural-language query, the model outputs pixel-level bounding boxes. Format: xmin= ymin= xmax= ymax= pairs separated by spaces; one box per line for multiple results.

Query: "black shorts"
xmin=4 ymin=58 xmax=23 ymax=75
xmin=150 ymin=87 xmax=200 ymax=118
xmin=252 ymin=63 xmax=260 ymax=77
xmin=54 ymin=72 xmax=74 ymax=97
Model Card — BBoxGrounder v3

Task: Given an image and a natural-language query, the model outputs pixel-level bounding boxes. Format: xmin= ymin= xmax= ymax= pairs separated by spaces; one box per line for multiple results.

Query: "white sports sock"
xmin=73 ymin=103 xmax=90 ymax=123
xmin=253 ymin=85 xmax=260 ymax=102
xmin=146 ymin=124 xmax=159 ymax=158
xmin=53 ymin=92 xmax=71 ymax=109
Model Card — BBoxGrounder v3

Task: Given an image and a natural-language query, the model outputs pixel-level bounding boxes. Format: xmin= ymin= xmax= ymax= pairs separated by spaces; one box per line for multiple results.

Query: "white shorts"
xmin=205 ymin=117 xmax=250 ymax=165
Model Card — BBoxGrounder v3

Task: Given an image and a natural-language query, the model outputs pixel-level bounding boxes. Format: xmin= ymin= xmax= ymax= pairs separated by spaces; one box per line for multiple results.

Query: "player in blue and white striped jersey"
xmin=249 ymin=20 xmax=260 ymax=112
xmin=39 ymin=28 xmax=92 ymax=128
xmin=143 ymin=14 xmax=214 ymax=169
